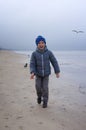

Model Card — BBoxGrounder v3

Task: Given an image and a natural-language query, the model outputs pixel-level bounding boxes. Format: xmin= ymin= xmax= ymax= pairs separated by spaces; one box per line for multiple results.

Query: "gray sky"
xmin=0 ymin=0 xmax=86 ymax=50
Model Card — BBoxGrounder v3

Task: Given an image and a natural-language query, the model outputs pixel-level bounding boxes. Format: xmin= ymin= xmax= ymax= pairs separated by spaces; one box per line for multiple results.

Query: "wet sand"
xmin=0 ymin=50 xmax=86 ymax=130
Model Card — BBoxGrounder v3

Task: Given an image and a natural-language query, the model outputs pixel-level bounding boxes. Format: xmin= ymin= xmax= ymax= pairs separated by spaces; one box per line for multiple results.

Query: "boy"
xmin=30 ymin=36 xmax=60 ymax=108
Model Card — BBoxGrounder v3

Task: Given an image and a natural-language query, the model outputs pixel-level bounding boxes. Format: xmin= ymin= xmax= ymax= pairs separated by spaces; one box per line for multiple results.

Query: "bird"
xmin=72 ymin=30 xmax=84 ymax=33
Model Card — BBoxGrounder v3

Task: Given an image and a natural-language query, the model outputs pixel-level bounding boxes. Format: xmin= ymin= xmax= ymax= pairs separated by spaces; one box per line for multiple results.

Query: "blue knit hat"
xmin=35 ymin=36 xmax=46 ymax=46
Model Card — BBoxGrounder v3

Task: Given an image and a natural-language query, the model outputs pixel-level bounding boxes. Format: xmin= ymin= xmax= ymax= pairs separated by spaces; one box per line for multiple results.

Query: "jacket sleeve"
xmin=49 ymin=51 xmax=60 ymax=73
xmin=30 ymin=52 xmax=36 ymax=74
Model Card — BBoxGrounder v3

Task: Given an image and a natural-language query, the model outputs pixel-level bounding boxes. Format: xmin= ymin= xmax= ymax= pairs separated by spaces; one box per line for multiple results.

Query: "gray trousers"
xmin=35 ymin=75 xmax=49 ymax=103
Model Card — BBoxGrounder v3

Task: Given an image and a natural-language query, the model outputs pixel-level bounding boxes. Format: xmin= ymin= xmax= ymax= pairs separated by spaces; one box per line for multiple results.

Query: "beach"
xmin=0 ymin=50 xmax=86 ymax=130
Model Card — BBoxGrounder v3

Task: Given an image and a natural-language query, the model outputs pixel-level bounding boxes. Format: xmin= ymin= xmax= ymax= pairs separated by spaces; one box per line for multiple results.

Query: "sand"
xmin=0 ymin=50 xmax=86 ymax=130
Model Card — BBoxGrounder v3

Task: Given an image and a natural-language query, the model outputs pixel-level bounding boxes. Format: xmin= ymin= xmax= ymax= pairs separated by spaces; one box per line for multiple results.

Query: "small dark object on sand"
xmin=24 ymin=63 xmax=28 ymax=68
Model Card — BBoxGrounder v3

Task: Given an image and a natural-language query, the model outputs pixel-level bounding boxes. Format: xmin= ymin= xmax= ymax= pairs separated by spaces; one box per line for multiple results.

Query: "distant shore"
xmin=0 ymin=50 xmax=86 ymax=130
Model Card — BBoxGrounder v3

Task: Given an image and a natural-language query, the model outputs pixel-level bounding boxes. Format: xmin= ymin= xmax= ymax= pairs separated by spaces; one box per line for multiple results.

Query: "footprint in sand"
xmin=5 ymin=125 xmax=9 ymax=128
xmin=38 ymin=121 xmax=43 ymax=125
xmin=29 ymin=109 xmax=33 ymax=112
xmin=11 ymin=101 xmax=15 ymax=103
xmin=4 ymin=113 xmax=12 ymax=119
xmin=79 ymin=84 xmax=86 ymax=95
xmin=16 ymin=116 xmax=23 ymax=119
xmin=24 ymin=97 xmax=28 ymax=99
xmin=19 ymin=126 xmax=23 ymax=130
xmin=30 ymin=105 xmax=35 ymax=109
xmin=29 ymin=105 xmax=35 ymax=112
xmin=4 ymin=117 xmax=9 ymax=120
xmin=52 ymin=118 xmax=55 ymax=121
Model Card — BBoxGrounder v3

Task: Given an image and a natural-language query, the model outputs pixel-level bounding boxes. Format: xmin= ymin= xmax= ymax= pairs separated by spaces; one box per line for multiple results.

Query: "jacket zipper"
xmin=41 ymin=54 xmax=44 ymax=76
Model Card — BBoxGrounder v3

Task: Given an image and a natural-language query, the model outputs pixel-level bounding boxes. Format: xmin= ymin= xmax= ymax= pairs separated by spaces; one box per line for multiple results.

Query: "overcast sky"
xmin=0 ymin=0 xmax=86 ymax=50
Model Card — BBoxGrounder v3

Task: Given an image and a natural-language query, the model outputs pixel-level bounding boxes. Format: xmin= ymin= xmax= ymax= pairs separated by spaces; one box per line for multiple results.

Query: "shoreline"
xmin=0 ymin=50 xmax=86 ymax=130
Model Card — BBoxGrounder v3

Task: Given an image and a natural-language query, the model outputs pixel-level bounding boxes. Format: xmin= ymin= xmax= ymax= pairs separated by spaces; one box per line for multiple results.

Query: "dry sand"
xmin=0 ymin=50 xmax=86 ymax=130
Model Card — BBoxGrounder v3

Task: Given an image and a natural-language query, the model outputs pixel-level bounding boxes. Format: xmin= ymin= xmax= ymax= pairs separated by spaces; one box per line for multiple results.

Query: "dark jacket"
xmin=30 ymin=46 xmax=60 ymax=77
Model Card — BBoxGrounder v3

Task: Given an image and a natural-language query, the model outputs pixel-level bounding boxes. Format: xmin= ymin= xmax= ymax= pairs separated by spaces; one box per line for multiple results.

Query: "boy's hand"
xmin=30 ymin=73 xmax=35 ymax=79
xmin=56 ymin=73 xmax=60 ymax=78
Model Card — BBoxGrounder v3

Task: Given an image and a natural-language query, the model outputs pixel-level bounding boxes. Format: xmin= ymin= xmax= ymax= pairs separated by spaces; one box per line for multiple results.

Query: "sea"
xmin=15 ymin=50 xmax=86 ymax=87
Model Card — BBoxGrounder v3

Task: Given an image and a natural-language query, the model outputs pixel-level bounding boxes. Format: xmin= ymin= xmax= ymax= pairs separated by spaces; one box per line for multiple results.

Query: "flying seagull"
xmin=72 ymin=30 xmax=84 ymax=33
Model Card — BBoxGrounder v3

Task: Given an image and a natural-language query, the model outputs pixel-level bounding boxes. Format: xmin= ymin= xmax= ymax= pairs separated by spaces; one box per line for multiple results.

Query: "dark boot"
xmin=42 ymin=101 xmax=47 ymax=108
xmin=37 ymin=97 xmax=41 ymax=104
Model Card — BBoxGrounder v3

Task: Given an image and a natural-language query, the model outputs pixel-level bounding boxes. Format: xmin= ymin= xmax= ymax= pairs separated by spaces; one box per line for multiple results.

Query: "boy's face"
xmin=37 ymin=41 xmax=46 ymax=50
